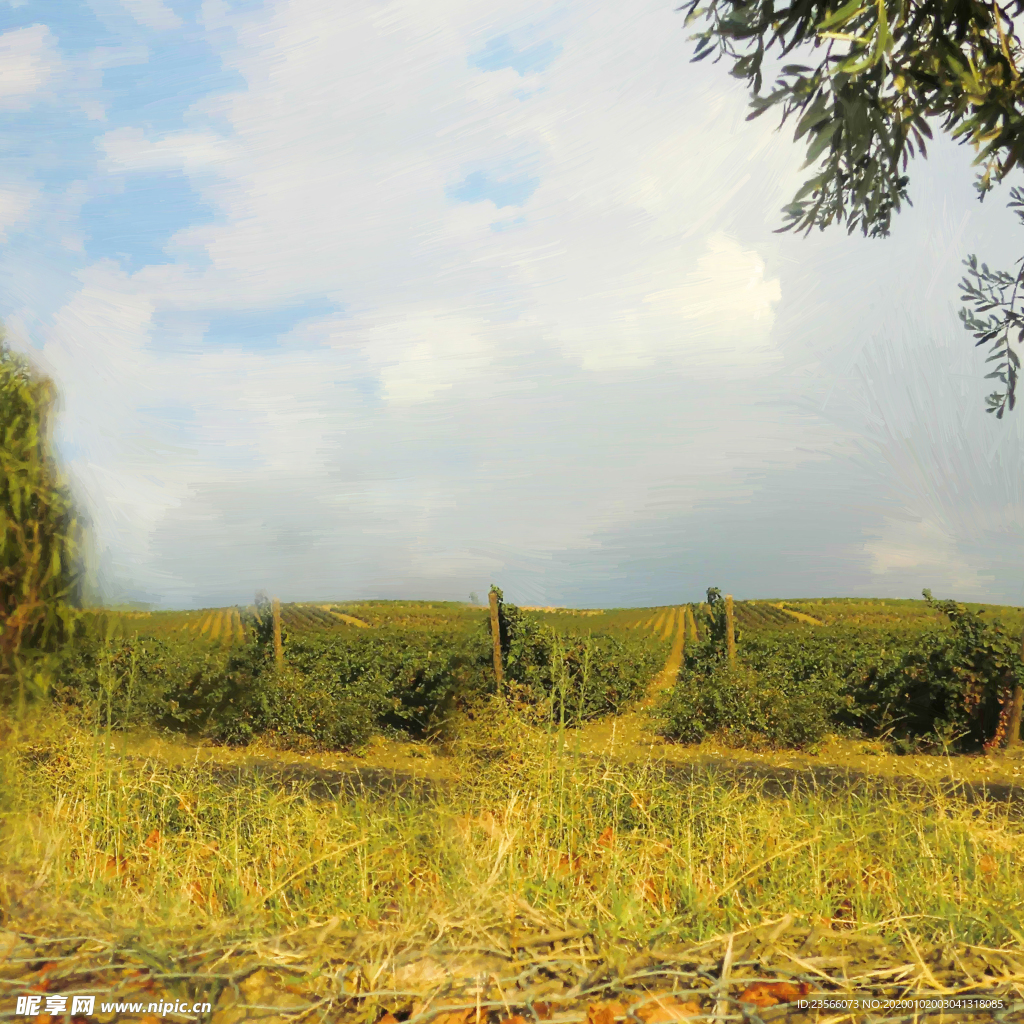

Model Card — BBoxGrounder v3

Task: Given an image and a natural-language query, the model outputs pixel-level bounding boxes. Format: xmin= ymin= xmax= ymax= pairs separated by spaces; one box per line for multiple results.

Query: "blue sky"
xmin=3 ymin=0 xmax=1024 ymax=609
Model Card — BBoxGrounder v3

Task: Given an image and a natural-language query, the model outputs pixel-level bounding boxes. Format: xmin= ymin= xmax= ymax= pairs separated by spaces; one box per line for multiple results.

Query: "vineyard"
xmin=5 ymin=589 xmax=1024 ymax=1022
xmin=40 ymin=590 xmax=1023 ymax=757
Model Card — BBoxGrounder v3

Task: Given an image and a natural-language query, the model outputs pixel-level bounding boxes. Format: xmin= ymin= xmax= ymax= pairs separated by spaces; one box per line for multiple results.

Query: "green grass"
xmin=3 ymin=702 xmax=1023 ymax=952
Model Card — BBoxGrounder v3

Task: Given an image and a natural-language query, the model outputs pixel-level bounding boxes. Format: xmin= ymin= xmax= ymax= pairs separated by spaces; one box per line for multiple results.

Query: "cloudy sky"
xmin=3 ymin=0 xmax=1024 ymax=609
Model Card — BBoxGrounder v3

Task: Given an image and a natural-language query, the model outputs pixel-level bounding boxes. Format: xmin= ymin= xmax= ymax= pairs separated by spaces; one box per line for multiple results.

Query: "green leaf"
xmin=803 ymin=119 xmax=841 ymax=165
xmin=816 ymin=0 xmax=869 ymax=31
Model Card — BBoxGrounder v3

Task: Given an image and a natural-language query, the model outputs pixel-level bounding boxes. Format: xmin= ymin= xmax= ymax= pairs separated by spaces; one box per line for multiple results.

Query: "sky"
xmin=3 ymin=0 xmax=1024 ymax=610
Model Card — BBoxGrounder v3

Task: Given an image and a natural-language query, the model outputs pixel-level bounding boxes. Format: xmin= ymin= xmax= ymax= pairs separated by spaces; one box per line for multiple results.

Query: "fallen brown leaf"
xmin=737 ymin=981 xmax=811 ymax=1008
xmin=642 ymin=876 xmax=671 ymax=909
xmin=584 ymin=1001 xmax=627 ymax=1024
xmin=92 ymin=852 xmax=129 ymax=881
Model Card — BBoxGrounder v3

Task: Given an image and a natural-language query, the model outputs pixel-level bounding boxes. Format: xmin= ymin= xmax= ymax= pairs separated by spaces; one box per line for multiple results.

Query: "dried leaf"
xmin=185 ymin=879 xmax=221 ymax=912
xmin=737 ymin=981 xmax=811 ymax=1008
xmin=143 ymin=828 xmax=162 ymax=849
xmin=585 ymin=1001 xmax=626 ymax=1024
xmin=533 ymin=1003 xmax=553 ymax=1019
xmin=92 ymin=852 xmax=128 ymax=881
xmin=596 ymin=826 xmax=615 ymax=849
xmin=642 ymin=877 xmax=671 ymax=909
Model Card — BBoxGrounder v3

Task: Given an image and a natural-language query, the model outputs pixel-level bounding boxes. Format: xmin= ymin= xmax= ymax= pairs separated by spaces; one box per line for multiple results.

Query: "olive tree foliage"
xmin=681 ymin=0 xmax=1024 ymax=413
xmin=0 ymin=340 xmax=82 ymax=704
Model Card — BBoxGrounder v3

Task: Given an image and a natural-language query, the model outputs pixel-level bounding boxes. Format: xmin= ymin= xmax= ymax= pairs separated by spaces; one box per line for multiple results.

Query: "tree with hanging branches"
xmin=0 ymin=339 xmax=83 ymax=707
xmin=680 ymin=0 xmax=1024 ymax=415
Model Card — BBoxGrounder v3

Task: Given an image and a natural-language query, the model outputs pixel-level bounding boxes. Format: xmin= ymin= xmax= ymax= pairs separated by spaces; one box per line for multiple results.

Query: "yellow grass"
xmin=660 ymin=607 xmax=676 ymax=641
xmin=324 ymin=607 xmax=371 ymax=628
xmin=771 ymin=602 xmax=824 ymax=626
xmin=647 ymin=608 xmax=687 ymax=698
xmin=4 ymin=705 xmax=1024 ymax=951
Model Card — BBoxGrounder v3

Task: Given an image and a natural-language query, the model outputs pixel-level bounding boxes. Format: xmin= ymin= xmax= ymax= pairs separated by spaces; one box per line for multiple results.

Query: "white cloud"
xmin=10 ymin=0 xmax=819 ymax=601
xmin=863 ymin=516 xmax=989 ymax=595
xmin=658 ymin=232 xmax=782 ymax=346
xmin=0 ymin=25 xmax=62 ymax=110
xmin=111 ymin=0 xmax=801 ymax=352
xmin=14 ymin=0 xmax=1021 ymax=606
xmin=98 ymin=127 xmax=235 ymax=175
xmin=119 ymin=0 xmax=182 ymax=31
xmin=0 ymin=183 xmax=38 ymax=240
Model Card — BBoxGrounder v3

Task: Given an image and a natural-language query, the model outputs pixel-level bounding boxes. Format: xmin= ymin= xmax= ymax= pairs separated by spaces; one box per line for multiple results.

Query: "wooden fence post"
xmin=272 ymin=598 xmax=284 ymax=672
xmin=489 ymin=590 xmax=504 ymax=693
xmin=725 ymin=594 xmax=736 ymax=667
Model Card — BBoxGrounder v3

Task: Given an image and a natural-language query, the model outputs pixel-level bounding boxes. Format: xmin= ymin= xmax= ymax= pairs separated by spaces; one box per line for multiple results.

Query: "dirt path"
xmin=643 ymin=606 xmax=687 ymax=702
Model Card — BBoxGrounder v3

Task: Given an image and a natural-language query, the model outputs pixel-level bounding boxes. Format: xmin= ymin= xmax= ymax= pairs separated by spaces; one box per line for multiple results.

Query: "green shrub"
xmin=659 ymin=589 xmax=1022 ymax=752
xmin=856 ymin=597 xmax=1020 ymax=750
xmin=54 ymin=600 xmax=496 ymax=750
xmin=656 ymin=643 xmax=841 ymax=749
xmin=281 ymin=628 xmax=493 ymax=743
xmin=493 ymin=591 xmax=668 ymax=725
xmin=55 ymin=628 xmax=254 ymax=737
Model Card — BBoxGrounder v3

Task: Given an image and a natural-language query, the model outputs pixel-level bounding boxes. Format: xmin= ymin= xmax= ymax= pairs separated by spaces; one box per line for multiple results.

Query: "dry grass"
xmin=2 ymin=701 xmax=1024 ymax=960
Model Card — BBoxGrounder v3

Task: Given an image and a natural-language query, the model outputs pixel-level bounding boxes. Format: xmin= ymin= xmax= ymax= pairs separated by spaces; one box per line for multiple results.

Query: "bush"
xmin=656 ymin=644 xmax=841 ymax=749
xmin=55 ymin=609 xmax=496 ymax=750
xmin=55 ymin=626 xmax=258 ymax=739
xmin=658 ymin=588 xmax=1023 ymax=752
xmin=281 ymin=628 xmax=493 ymax=744
xmin=856 ymin=597 xmax=1020 ymax=750
xmin=493 ymin=590 xmax=668 ymax=725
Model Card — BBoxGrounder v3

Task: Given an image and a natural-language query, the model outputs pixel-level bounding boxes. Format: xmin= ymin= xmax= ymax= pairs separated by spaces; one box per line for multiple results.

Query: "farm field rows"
xmin=4 ymin=591 xmax=1024 ymax=1024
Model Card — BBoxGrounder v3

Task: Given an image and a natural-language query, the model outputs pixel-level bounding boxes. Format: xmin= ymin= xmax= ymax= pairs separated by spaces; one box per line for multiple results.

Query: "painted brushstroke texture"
xmin=0 ymin=0 xmax=1023 ymax=607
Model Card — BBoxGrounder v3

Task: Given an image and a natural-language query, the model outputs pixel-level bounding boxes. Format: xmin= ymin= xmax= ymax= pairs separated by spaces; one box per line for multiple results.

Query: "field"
xmin=3 ymin=594 xmax=1024 ymax=1023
